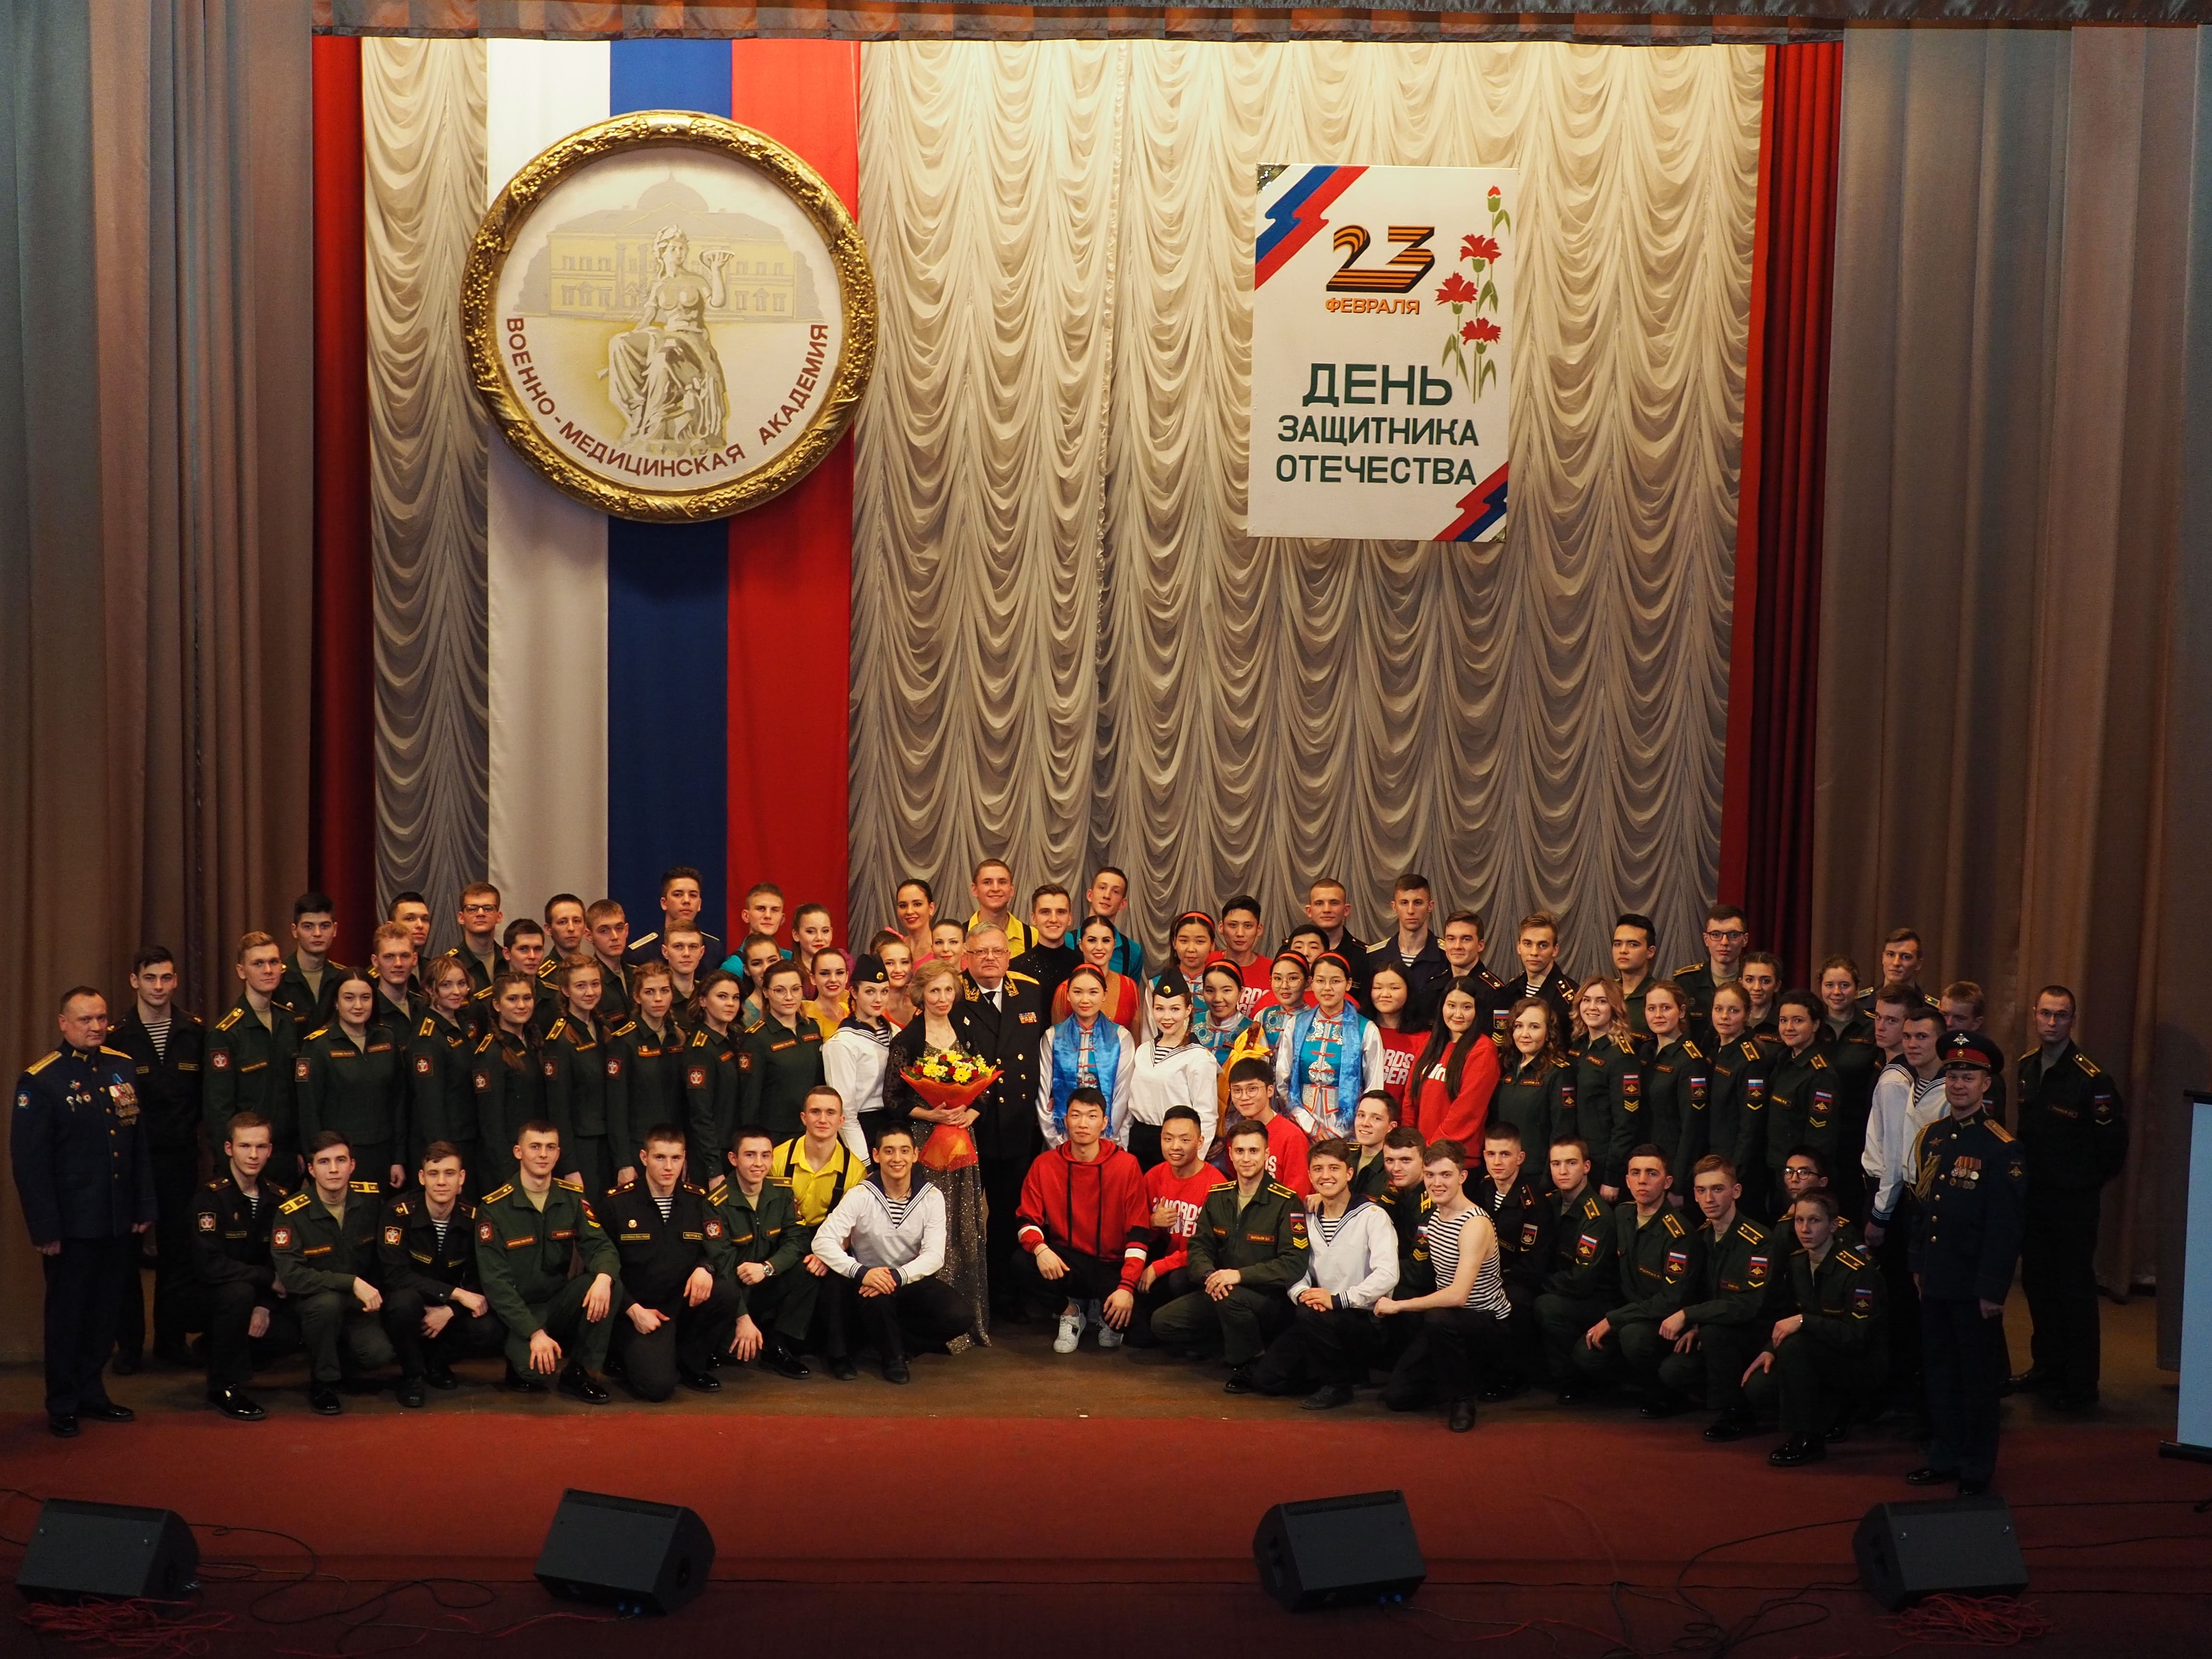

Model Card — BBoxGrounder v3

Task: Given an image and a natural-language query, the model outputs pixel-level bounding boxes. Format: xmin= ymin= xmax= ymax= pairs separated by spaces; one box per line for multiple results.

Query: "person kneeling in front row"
xmin=811 ymin=1123 xmax=968 ymax=1383
xmin=377 ymin=1141 xmax=505 ymax=1407
xmin=1251 ymin=1136 xmax=1398 ymax=1408
xmin=474 ymin=1121 xmax=622 ymax=1403
xmin=271 ymin=1130 xmax=396 ymax=1415
xmin=1014 ymin=1087 xmax=1152 ymax=1352
xmin=1376 ymin=1139 xmax=1516 ymax=1432
xmin=1744 ymin=1189 xmax=1887 ymax=1467
xmin=604 ymin=1124 xmax=743 ymax=1400
xmin=1148 ymin=1118 xmax=1309 ymax=1392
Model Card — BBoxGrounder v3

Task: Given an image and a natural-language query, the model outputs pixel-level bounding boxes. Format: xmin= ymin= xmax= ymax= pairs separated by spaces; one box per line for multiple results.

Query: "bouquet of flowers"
xmin=899 ymin=1048 xmax=1000 ymax=1171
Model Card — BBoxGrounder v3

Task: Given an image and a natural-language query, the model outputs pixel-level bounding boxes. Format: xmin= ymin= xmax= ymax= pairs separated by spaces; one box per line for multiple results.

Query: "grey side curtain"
xmin=1814 ymin=24 xmax=2212 ymax=1359
xmin=0 ymin=0 xmax=314 ymax=1359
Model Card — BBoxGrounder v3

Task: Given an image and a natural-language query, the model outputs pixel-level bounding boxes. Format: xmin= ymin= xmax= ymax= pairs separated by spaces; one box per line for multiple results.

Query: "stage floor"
xmin=3 ymin=1298 xmax=2208 ymax=1656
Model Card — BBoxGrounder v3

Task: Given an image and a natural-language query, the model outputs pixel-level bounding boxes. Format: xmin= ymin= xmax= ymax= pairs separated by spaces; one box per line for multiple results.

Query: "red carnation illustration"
xmin=1435 ymin=271 xmax=1479 ymax=307
xmin=1463 ymin=317 xmax=1501 ymax=344
xmin=1460 ymin=234 xmax=1502 ymax=265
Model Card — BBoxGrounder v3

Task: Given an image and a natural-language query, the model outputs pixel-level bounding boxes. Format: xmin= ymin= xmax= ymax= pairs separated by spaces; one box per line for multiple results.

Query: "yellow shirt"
xmin=771 ymin=1137 xmax=867 ymax=1227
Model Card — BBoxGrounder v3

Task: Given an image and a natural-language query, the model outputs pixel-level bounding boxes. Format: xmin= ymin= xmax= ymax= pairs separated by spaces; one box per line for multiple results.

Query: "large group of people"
xmin=12 ymin=862 xmax=2127 ymax=1495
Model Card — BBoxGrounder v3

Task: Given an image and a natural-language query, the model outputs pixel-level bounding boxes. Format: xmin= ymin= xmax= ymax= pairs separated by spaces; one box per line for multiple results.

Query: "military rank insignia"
xmin=705 ymin=1220 xmax=724 ymax=1239
xmin=210 ymin=1052 xmax=230 ymax=1070
xmin=415 ymin=1057 xmax=433 ymax=1074
xmin=1748 ymin=1253 xmax=1769 ymax=1286
xmin=1520 ymin=1221 xmax=1539 ymax=1250
xmin=1851 ymin=1286 xmax=1876 ymax=1317
xmin=198 ymin=1212 xmax=217 ymax=1231
xmin=606 ymin=1058 xmax=621 ymax=1076
xmin=384 ymin=1226 xmax=403 ymax=1246
xmin=1621 ymin=1075 xmax=1641 ymax=1105
xmin=1575 ymin=1232 xmax=1600 ymax=1263
xmin=1665 ymin=1248 xmax=1688 ymax=1278
xmin=474 ymin=1071 xmax=490 ymax=1091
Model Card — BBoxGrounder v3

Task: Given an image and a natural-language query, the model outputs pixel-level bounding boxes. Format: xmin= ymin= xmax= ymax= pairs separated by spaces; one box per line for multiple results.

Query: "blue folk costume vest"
xmin=1197 ymin=1007 xmax=1250 ymax=1067
xmin=1047 ymin=1014 xmax=1124 ymax=1141
xmin=1285 ymin=1005 xmax=1370 ymax=1137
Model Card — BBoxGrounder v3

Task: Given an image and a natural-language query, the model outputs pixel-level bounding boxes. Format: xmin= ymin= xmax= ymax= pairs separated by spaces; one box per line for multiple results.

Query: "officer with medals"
xmin=1906 ymin=1031 xmax=2024 ymax=1496
xmin=11 ymin=986 xmax=156 ymax=1436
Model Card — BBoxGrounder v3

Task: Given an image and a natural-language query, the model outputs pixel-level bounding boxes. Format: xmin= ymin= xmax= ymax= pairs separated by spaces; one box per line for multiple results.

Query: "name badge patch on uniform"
xmin=384 ymin=1226 xmax=403 ymax=1246
xmin=301 ymin=1244 xmax=331 ymax=1257
xmin=505 ymin=1235 xmax=536 ymax=1249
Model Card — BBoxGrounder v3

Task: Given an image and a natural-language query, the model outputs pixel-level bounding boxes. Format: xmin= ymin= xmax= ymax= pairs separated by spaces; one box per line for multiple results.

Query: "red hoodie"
xmin=1412 ymin=1030 xmax=1503 ymax=1147
xmin=1143 ymin=1158 xmax=1222 ymax=1278
xmin=1015 ymin=1141 xmax=1152 ymax=1290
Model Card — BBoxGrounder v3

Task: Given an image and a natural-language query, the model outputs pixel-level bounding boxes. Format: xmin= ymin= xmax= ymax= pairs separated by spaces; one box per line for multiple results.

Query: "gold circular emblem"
xmin=461 ymin=110 xmax=876 ymax=523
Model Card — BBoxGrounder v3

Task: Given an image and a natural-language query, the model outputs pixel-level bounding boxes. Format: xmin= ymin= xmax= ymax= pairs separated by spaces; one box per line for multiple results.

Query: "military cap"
xmin=1941 ymin=1030 xmax=2001 ymax=1072
xmin=850 ymin=953 xmax=888 ymax=986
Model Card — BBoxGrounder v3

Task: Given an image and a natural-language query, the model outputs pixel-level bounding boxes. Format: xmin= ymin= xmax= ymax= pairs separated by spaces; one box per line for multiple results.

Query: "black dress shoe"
xmin=502 ymin=1363 xmax=550 ymax=1394
xmin=883 ymin=1357 xmax=912 ymax=1385
xmin=79 ymin=1401 xmax=135 ymax=1424
xmin=423 ymin=1363 xmax=458 ymax=1392
xmin=1768 ymin=1434 xmax=1826 ymax=1468
xmin=1822 ymin=1421 xmax=1852 ymax=1443
xmin=1301 ymin=1383 xmax=1355 ymax=1411
xmin=208 ymin=1387 xmax=265 ymax=1421
xmin=1904 ymin=1466 xmax=1957 ymax=1487
xmin=557 ymin=1364 xmax=610 ymax=1405
xmin=309 ymin=1385 xmax=343 ymax=1416
xmin=1703 ymin=1410 xmax=1755 ymax=1443
xmin=763 ymin=1345 xmax=811 ymax=1380
xmin=1223 ymin=1366 xmax=1257 ymax=1395
xmin=2003 ymin=1366 xmax=2048 ymax=1395
xmin=397 ymin=1377 xmax=427 ymax=1409
xmin=48 ymin=1415 xmax=78 ymax=1438
xmin=830 ymin=1355 xmax=859 ymax=1381
xmin=1638 ymin=1394 xmax=1688 ymax=1420
xmin=680 ymin=1368 xmax=721 ymax=1394
xmin=1479 ymin=1379 xmax=1522 ymax=1404
xmin=1447 ymin=1398 xmax=1478 ymax=1433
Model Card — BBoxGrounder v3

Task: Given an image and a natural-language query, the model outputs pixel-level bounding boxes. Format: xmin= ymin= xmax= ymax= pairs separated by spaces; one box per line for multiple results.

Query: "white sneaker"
xmin=1087 ymin=1298 xmax=1122 ymax=1349
xmin=1053 ymin=1304 xmax=1084 ymax=1354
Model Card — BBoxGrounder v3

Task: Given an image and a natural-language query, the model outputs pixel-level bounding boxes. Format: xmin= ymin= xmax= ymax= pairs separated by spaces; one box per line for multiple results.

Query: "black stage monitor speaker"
xmin=534 ymin=1489 xmax=714 ymax=1616
xmin=1253 ymin=1490 xmax=1426 ymax=1612
xmin=1854 ymin=1495 xmax=2027 ymax=1611
xmin=15 ymin=1499 xmax=198 ymax=1604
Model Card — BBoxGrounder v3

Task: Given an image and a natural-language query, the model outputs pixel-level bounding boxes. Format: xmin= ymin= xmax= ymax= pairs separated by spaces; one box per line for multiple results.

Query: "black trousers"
xmin=42 ymin=1236 xmax=134 ymax=1416
xmin=1254 ymin=1304 xmax=1386 ymax=1394
xmin=1870 ymin=1188 xmax=1923 ymax=1407
xmin=2022 ymin=1185 xmax=2104 ymax=1397
xmin=1744 ymin=1333 xmax=1887 ymax=1435
xmin=1922 ymin=1296 xmax=2009 ymax=1485
xmin=740 ymin=1267 xmax=820 ymax=1346
xmin=119 ymin=1148 xmax=203 ymax=1363
xmin=1010 ymin=1245 xmax=1127 ymax=1318
xmin=379 ymin=1288 xmax=506 ymax=1379
xmin=1381 ymin=1307 xmax=1511 ymax=1408
xmin=1657 ymin=1322 xmax=1766 ymax=1411
xmin=613 ymin=1281 xmax=743 ymax=1400
xmin=978 ymin=1154 xmax=1029 ymax=1313
xmin=827 ymin=1272 xmax=968 ymax=1363
xmin=1125 ymin=1267 xmax=1194 ymax=1347
xmin=204 ymin=1281 xmax=300 ymax=1388
xmin=1532 ymin=1290 xmax=1611 ymax=1386
xmin=1126 ymin=1122 xmax=1165 ymax=1170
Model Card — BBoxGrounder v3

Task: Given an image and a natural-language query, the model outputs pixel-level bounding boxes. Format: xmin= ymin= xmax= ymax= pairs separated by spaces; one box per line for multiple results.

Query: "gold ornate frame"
xmin=460 ymin=111 xmax=876 ymax=523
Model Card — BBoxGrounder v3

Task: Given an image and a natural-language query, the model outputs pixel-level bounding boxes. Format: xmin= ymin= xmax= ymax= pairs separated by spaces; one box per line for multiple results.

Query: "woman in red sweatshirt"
xmin=1367 ymin=964 xmax=1431 ymax=1115
xmin=1409 ymin=983 xmax=1502 ymax=1146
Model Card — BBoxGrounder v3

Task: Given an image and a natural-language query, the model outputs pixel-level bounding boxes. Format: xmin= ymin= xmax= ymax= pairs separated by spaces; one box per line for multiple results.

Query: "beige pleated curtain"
xmin=850 ymin=41 xmax=1760 ymax=968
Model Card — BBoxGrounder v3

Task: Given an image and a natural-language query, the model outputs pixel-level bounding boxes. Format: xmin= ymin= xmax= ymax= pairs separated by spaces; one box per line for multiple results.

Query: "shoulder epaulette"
xmin=1661 ymin=1210 xmax=1687 ymax=1237
xmin=24 ymin=1052 xmax=56 ymax=1074
xmin=555 ymin=1176 xmax=583 ymax=1191
xmin=1808 ymin=1051 xmax=1830 ymax=1069
xmin=1552 ymin=1054 xmax=1573 ymax=1071
xmin=349 ymin=1180 xmax=380 ymax=1192
xmin=768 ymin=1174 xmax=793 ymax=1189
xmin=1985 ymin=1119 xmax=2015 ymax=1143
xmin=1208 ymin=1180 xmax=1235 ymax=1193
xmin=611 ymin=1179 xmax=637 ymax=1192
xmin=688 ymin=1030 xmax=709 ymax=1048
xmin=613 ymin=1019 xmax=637 ymax=1037
xmin=277 ymin=1192 xmax=310 ymax=1214
xmin=306 ymin=1027 xmax=328 ymax=1042
xmin=2075 ymin=1052 xmax=2102 ymax=1077
xmin=1739 ymin=1039 xmax=1761 ymax=1059
xmin=1734 ymin=1219 xmax=1766 ymax=1245
xmin=1673 ymin=962 xmax=1702 ymax=977
xmin=215 ymin=1008 xmax=242 ymax=1031
xmin=480 ymin=1183 xmax=514 ymax=1203
xmin=681 ymin=1180 xmax=703 ymax=1194
xmin=1266 ymin=1180 xmax=1298 ymax=1198
xmin=743 ymin=1018 xmax=765 ymax=1035
xmin=629 ymin=931 xmax=660 ymax=950
xmin=1834 ymin=1247 xmax=1867 ymax=1270
xmin=1611 ymin=1031 xmax=1637 ymax=1053
xmin=1682 ymin=1038 xmax=1705 ymax=1060
xmin=204 ymin=1178 xmax=227 ymax=1191
xmin=474 ymin=1034 xmax=497 ymax=1054
xmin=98 ymin=1045 xmax=132 ymax=1058
xmin=416 ymin=1016 xmax=435 ymax=1038
xmin=1579 ymin=1193 xmax=1605 ymax=1219
xmin=545 ymin=1017 xmax=568 ymax=1041
xmin=1006 ymin=969 xmax=1038 ymax=986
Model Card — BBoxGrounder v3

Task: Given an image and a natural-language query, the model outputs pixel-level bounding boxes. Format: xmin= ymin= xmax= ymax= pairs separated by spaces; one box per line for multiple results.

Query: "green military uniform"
xmin=709 ymin=1178 xmax=816 ymax=1345
xmin=271 ymin=1182 xmax=396 ymax=1386
xmin=1671 ymin=960 xmax=1721 ymax=1037
xmin=274 ymin=954 xmax=346 ymax=1032
xmin=1621 ymin=975 xmax=1653 ymax=1039
xmin=367 ymin=985 xmax=427 ymax=1053
xmin=1643 ymin=1038 xmax=1710 ymax=1199
xmin=204 ymin=997 xmax=302 ymax=1174
xmin=1762 ymin=1044 xmax=1839 ymax=1181
xmin=436 ymin=943 xmax=503 ymax=999
xmin=683 ymin=1023 xmax=744 ymax=1186
xmin=1655 ymin=1210 xmax=1778 ymax=1415
xmin=296 ymin=1024 xmax=408 ymax=1192
xmin=541 ymin=1012 xmax=629 ymax=1197
xmin=1707 ymin=1036 xmax=1777 ymax=1206
xmin=1822 ymin=1011 xmax=1882 ymax=1181
xmin=1490 ymin=1050 xmax=1575 ymax=1161
xmin=1571 ymin=1028 xmax=1645 ymax=1191
xmin=473 ymin=1177 xmax=624 ymax=1378
xmin=1573 ymin=1201 xmax=1705 ymax=1389
xmin=407 ymin=1010 xmax=479 ymax=1176
xmin=1745 ymin=1236 xmax=1884 ymax=1439
xmin=1533 ymin=1184 xmax=1615 ymax=1386
xmin=738 ymin=1012 xmax=827 ymax=1146
xmin=612 ymin=1014 xmax=690 ymax=1154
xmin=471 ymin=1028 xmax=547 ymax=1188
xmin=1149 ymin=1178 xmax=1310 ymax=1367
xmin=1349 ymin=1148 xmax=1391 ymax=1199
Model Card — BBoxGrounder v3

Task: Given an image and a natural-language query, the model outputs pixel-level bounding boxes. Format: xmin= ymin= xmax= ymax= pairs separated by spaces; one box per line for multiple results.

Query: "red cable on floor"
xmin=1882 ymin=1593 xmax=2052 ymax=1650
xmin=17 ymin=1599 xmax=237 ymax=1658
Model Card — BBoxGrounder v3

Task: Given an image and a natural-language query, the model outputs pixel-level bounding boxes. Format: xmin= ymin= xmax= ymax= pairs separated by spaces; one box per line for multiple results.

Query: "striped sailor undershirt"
xmin=881 ymin=1191 xmax=916 ymax=1229
xmin=653 ymin=1193 xmax=674 ymax=1221
xmin=1151 ymin=1042 xmax=1187 ymax=1063
xmin=143 ymin=1012 xmax=171 ymax=1059
xmin=1427 ymin=1208 xmax=1514 ymax=1317
xmin=1315 ymin=1209 xmax=1350 ymax=1247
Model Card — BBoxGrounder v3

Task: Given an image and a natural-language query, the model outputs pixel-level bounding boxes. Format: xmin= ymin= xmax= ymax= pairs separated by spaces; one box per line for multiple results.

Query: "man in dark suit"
xmin=961 ymin=923 xmax=1047 ymax=1324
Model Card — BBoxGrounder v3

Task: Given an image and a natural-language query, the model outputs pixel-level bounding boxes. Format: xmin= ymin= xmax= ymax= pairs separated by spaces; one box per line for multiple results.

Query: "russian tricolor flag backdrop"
xmin=317 ymin=37 xmax=857 ymax=961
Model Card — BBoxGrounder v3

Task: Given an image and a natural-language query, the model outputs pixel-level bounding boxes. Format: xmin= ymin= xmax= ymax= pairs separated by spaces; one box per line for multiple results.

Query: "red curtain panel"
xmin=1718 ymin=41 xmax=1841 ymax=984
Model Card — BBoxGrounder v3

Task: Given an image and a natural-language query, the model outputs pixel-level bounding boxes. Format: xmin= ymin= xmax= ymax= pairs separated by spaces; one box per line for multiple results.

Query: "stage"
xmin=4 ymin=1299 xmax=2207 ymax=1657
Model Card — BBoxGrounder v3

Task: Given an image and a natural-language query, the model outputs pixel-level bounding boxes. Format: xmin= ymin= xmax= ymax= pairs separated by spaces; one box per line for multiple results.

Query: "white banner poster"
xmin=1248 ymin=163 xmax=1516 ymax=543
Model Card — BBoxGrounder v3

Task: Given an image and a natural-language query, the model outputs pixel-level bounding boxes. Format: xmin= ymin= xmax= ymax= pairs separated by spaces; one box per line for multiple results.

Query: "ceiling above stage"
xmin=311 ymin=1 xmax=2211 ymax=46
